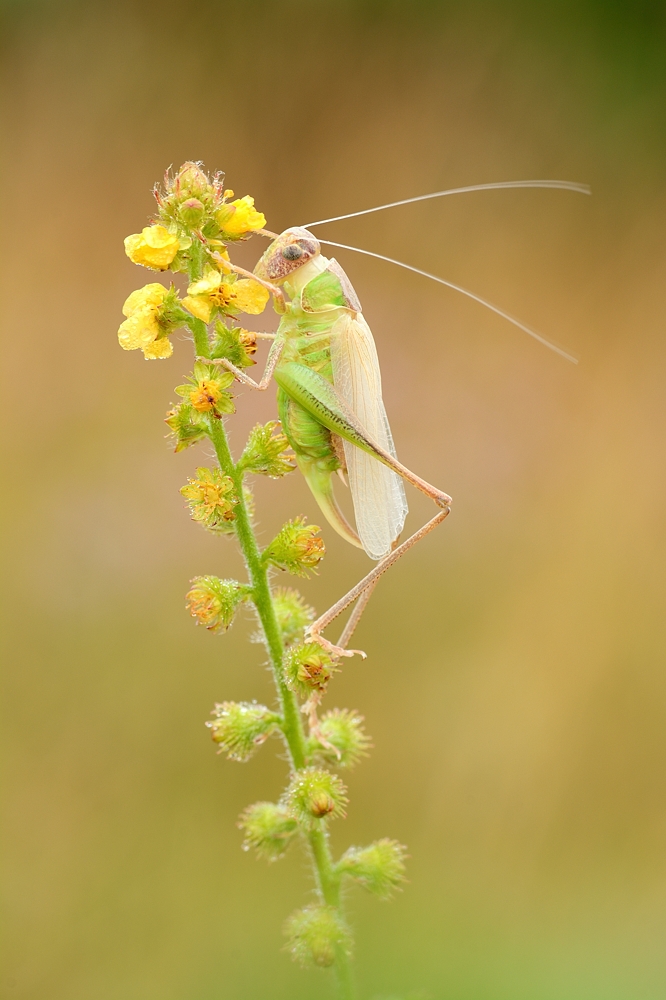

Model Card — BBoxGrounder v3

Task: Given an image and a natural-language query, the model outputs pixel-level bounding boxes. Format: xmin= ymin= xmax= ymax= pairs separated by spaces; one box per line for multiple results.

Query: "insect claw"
xmin=306 ymin=631 xmax=366 ymax=660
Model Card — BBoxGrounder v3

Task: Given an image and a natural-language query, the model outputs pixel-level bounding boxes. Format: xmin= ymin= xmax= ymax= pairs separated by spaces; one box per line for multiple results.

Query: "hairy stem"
xmin=207 ymin=416 xmax=355 ymax=1000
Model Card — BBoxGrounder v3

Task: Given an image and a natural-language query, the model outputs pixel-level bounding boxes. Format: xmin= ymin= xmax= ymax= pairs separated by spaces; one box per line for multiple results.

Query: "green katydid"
xmin=207 ymin=180 xmax=589 ymax=658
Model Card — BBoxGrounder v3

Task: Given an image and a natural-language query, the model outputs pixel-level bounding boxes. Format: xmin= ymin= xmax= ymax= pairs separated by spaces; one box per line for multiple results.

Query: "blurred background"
xmin=2 ymin=1 xmax=666 ymax=998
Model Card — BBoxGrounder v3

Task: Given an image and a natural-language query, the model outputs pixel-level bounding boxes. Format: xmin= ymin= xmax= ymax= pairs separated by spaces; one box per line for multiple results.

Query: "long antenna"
xmin=318 ymin=239 xmax=579 ymax=364
xmin=302 ymin=180 xmax=591 ymax=229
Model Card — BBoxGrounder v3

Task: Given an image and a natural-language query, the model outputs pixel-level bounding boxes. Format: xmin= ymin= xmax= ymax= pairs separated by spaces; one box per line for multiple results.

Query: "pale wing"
xmin=330 ymin=312 xmax=408 ymax=560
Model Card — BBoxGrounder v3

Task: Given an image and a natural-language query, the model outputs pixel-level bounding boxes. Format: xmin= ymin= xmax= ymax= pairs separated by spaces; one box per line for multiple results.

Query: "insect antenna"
xmin=302 ymin=179 xmax=590 ymax=229
xmin=318 ymin=239 xmax=579 ymax=364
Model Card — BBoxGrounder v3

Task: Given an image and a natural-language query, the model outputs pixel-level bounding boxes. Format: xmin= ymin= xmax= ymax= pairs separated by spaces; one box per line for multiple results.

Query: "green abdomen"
xmin=278 ymin=387 xmax=339 ymax=472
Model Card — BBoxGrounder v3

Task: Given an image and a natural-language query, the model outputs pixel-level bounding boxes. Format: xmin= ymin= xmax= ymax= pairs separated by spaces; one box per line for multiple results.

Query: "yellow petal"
xmin=187 ymin=265 xmax=222 ymax=297
xmin=143 ymin=336 xmax=173 ymax=360
xmin=118 ymin=308 xmax=160 ymax=351
xmin=124 ymin=225 xmax=180 ymax=270
xmin=223 ymin=195 xmax=267 ymax=235
xmin=230 ymin=278 xmax=270 ymax=315
xmin=122 ymin=283 xmax=168 ymax=317
xmin=182 ymin=295 xmax=213 ymax=323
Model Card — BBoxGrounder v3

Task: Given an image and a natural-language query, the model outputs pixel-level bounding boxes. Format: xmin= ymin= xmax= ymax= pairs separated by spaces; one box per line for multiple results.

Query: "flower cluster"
xmin=120 ymin=162 xmax=270 ymax=362
xmin=153 ymin=162 xmax=266 ymax=243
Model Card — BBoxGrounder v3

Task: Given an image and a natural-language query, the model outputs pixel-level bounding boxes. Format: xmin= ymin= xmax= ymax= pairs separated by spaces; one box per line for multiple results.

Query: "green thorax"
xmin=276 ymin=255 xmax=358 ymax=381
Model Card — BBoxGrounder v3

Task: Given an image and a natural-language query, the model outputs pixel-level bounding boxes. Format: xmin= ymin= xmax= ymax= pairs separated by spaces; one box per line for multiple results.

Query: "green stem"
xmin=207 ymin=416 xmax=355 ymax=1000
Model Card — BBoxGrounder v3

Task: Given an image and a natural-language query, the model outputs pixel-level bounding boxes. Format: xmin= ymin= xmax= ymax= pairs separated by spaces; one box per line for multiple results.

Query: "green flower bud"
xmin=178 ymin=197 xmax=205 ymax=228
xmin=337 ymin=839 xmax=407 ymax=900
xmin=164 ymin=401 xmax=208 ymax=453
xmin=238 ymin=421 xmax=296 ymax=478
xmin=206 ymin=701 xmax=280 ymax=762
xmin=210 ymin=320 xmax=258 ymax=370
xmin=272 ymin=588 xmax=315 ymax=646
xmin=264 ymin=517 xmax=325 ymax=577
xmin=283 ymin=643 xmax=336 ymax=699
xmin=284 ymin=905 xmax=352 ymax=968
xmin=185 ymin=576 xmax=248 ymax=633
xmin=180 ymin=467 xmax=237 ymax=532
xmin=238 ymin=801 xmax=299 ymax=860
xmin=307 ymin=708 xmax=371 ymax=768
xmin=214 ymin=203 xmax=235 ymax=230
xmin=285 ymin=767 xmax=347 ymax=824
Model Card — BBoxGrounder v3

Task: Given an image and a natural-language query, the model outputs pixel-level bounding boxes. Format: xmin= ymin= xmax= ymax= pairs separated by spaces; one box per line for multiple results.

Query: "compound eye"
xmin=281 ymin=243 xmax=304 ymax=261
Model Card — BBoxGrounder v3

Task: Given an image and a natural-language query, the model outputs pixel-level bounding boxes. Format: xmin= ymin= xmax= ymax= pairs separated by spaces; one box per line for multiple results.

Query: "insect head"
xmin=254 ymin=227 xmax=320 ymax=283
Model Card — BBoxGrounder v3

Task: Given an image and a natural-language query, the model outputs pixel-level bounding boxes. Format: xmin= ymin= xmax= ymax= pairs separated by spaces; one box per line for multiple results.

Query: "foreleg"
xmin=199 ymin=337 xmax=285 ymax=390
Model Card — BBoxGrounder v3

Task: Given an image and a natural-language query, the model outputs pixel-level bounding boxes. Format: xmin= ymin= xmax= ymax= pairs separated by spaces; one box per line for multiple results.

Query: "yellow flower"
xmin=231 ymin=279 xmax=270 ymax=314
xmin=143 ymin=337 xmax=174 ymax=359
xmin=180 ymin=467 xmax=238 ymax=529
xmin=118 ymin=282 xmax=173 ymax=359
xmin=181 ymin=265 xmax=269 ymax=322
xmin=220 ymin=195 xmax=266 ymax=236
xmin=124 ymin=225 xmax=181 ymax=270
xmin=189 ymin=378 xmax=226 ymax=413
xmin=122 ymin=283 xmax=168 ymax=316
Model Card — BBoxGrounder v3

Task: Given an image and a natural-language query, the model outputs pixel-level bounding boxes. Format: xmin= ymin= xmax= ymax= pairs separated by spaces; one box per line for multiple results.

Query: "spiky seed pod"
xmin=337 ymin=839 xmax=408 ymax=900
xmin=210 ymin=321 xmax=258 ymax=369
xmin=272 ymin=588 xmax=315 ymax=646
xmin=206 ymin=702 xmax=280 ymax=762
xmin=164 ymin=401 xmax=208 ymax=453
xmin=285 ymin=767 xmax=348 ymax=825
xmin=238 ymin=801 xmax=299 ymax=861
xmin=284 ymin=905 xmax=352 ymax=968
xmin=263 ymin=517 xmax=325 ymax=577
xmin=307 ymin=708 xmax=372 ymax=768
xmin=180 ymin=466 xmax=238 ymax=532
xmin=185 ymin=576 xmax=248 ymax=633
xmin=282 ymin=643 xmax=336 ymax=699
xmin=238 ymin=421 xmax=296 ymax=478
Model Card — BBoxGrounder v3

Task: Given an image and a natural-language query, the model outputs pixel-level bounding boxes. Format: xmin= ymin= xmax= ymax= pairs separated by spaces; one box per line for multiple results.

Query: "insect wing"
xmin=330 ymin=312 xmax=408 ymax=560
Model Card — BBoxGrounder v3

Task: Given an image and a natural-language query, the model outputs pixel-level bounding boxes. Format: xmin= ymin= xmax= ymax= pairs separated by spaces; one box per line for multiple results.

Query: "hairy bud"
xmin=207 ymin=701 xmax=280 ymax=762
xmin=272 ymin=588 xmax=315 ymax=646
xmin=238 ymin=801 xmax=299 ymax=861
xmin=238 ymin=421 xmax=296 ymax=478
xmin=178 ymin=197 xmax=205 ymax=228
xmin=164 ymin=401 xmax=207 ymax=452
xmin=337 ymin=839 xmax=407 ymax=900
xmin=307 ymin=708 xmax=371 ymax=768
xmin=285 ymin=767 xmax=347 ymax=825
xmin=283 ymin=643 xmax=336 ymax=699
xmin=284 ymin=905 xmax=352 ymax=968
xmin=185 ymin=576 xmax=248 ymax=633
xmin=264 ymin=517 xmax=325 ymax=577
xmin=210 ymin=321 xmax=258 ymax=369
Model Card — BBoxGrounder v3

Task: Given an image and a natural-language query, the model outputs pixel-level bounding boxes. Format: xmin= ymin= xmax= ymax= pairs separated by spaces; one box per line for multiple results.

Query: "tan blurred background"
xmin=2 ymin=1 xmax=666 ymax=998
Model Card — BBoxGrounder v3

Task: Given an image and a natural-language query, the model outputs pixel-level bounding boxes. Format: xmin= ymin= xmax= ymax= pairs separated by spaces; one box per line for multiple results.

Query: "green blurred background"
xmin=3 ymin=1 xmax=666 ymax=997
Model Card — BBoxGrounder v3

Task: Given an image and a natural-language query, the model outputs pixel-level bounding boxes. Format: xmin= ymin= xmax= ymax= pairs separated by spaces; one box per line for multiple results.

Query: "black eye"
xmin=282 ymin=244 xmax=304 ymax=260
